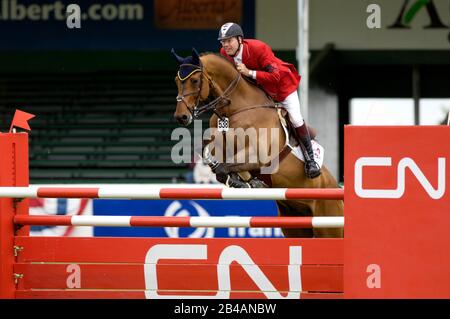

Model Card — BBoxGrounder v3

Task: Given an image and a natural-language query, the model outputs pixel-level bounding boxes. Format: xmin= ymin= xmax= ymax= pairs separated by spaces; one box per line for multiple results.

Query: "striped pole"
xmin=14 ymin=215 xmax=344 ymax=228
xmin=0 ymin=186 xmax=344 ymax=200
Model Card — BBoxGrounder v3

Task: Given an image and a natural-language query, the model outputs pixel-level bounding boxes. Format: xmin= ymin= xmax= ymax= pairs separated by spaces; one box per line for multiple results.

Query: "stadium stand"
xmin=0 ymin=71 xmax=208 ymax=183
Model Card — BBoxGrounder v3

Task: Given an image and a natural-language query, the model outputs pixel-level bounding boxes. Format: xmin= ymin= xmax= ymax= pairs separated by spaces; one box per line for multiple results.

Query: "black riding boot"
xmin=294 ymin=124 xmax=321 ymax=179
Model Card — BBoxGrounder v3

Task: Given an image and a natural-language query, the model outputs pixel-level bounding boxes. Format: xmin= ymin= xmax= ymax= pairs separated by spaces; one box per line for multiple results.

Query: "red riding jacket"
xmin=220 ymin=39 xmax=301 ymax=102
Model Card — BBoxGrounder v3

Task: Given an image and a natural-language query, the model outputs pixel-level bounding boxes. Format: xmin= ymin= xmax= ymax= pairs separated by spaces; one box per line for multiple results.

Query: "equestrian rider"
xmin=217 ymin=22 xmax=321 ymax=179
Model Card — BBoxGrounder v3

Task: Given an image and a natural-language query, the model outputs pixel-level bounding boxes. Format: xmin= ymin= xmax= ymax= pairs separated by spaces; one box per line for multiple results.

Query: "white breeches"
xmin=280 ymin=91 xmax=304 ymax=128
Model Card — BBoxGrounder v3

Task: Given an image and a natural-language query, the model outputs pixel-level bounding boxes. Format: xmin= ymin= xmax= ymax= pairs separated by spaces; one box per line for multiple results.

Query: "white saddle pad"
xmin=279 ymin=119 xmax=324 ymax=168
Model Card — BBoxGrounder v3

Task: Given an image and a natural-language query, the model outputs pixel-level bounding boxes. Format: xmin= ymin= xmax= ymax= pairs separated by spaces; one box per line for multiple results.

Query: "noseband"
xmin=176 ymin=63 xmax=241 ymax=119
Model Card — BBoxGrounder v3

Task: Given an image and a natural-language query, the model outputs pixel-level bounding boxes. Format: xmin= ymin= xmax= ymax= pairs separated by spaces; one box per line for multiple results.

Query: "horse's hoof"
xmin=249 ymin=178 xmax=268 ymax=188
xmin=225 ymin=176 xmax=251 ymax=188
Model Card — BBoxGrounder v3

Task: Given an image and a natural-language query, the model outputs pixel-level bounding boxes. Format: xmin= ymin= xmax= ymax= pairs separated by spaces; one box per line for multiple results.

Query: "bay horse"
xmin=171 ymin=48 xmax=343 ymax=238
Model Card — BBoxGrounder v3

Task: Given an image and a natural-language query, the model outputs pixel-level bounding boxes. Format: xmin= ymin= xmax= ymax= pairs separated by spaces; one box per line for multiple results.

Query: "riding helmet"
xmin=217 ymin=22 xmax=244 ymax=41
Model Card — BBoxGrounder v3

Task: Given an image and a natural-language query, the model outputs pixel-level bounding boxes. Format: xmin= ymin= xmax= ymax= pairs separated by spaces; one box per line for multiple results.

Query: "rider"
xmin=217 ymin=22 xmax=321 ymax=179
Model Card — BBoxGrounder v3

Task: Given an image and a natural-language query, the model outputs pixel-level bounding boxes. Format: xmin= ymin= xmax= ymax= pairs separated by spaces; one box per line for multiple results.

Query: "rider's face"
xmin=220 ymin=37 xmax=240 ymax=56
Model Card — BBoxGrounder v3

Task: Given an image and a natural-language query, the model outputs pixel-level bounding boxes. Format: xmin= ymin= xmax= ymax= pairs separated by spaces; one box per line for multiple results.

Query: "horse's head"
xmin=171 ymin=48 xmax=210 ymax=126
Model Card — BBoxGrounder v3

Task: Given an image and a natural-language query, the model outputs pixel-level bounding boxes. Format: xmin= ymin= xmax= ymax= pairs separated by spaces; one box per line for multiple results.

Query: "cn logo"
xmin=355 ymin=157 xmax=446 ymax=199
xmin=144 ymin=244 xmax=302 ymax=299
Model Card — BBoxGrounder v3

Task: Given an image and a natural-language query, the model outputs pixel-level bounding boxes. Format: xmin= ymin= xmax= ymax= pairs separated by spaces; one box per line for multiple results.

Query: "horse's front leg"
xmin=202 ymin=143 xmax=242 ymax=186
xmin=216 ymin=163 xmax=263 ymax=188
xmin=203 ymin=144 xmax=266 ymax=187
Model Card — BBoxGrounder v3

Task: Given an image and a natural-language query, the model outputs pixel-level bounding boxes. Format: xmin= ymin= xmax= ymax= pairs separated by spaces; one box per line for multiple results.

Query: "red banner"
xmin=154 ymin=0 xmax=242 ymax=29
xmin=344 ymin=126 xmax=450 ymax=298
xmin=16 ymin=237 xmax=343 ymax=299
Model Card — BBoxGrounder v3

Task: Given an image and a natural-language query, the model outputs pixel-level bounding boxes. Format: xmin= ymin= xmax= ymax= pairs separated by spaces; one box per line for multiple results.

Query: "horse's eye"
xmin=191 ymin=79 xmax=199 ymax=85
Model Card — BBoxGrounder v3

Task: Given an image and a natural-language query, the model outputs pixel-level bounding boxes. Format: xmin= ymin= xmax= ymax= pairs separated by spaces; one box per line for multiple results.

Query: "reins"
xmin=176 ymin=60 xmax=276 ymax=120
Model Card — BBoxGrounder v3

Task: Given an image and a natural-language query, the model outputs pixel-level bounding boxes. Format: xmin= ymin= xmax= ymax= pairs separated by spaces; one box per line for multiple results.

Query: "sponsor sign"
xmin=344 ymin=126 xmax=450 ymax=298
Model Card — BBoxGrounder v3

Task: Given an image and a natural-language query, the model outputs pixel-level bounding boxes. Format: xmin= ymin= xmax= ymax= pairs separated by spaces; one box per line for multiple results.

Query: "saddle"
xmin=277 ymin=106 xmax=317 ymax=142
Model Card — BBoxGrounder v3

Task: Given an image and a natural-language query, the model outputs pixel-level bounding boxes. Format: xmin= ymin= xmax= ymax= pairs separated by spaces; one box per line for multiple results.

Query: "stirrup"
xmin=305 ymin=160 xmax=321 ymax=179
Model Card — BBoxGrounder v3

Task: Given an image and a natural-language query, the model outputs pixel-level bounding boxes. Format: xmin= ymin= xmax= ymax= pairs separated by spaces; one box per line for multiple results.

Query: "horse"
xmin=171 ymin=48 xmax=343 ymax=238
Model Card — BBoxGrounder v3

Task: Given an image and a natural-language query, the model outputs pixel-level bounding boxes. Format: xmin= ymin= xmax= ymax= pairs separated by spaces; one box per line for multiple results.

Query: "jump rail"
xmin=0 ymin=186 xmax=344 ymax=200
xmin=14 ymin=215 xmax=345 ymax=228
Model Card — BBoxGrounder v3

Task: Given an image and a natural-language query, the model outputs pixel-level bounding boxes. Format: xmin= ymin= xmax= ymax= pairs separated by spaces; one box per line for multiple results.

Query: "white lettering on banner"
xmin=144 ymin=244 xmax=302 ymax=299
xmin=0 ymin=0 xmax=144 ymax=21
xmin=355 ymin=157 xmax=446 ymax=199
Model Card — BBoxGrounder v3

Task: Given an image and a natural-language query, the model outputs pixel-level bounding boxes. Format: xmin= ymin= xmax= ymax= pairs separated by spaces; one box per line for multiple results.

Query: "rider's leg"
xmin=280 ymin=91 xmax=321 ymax=179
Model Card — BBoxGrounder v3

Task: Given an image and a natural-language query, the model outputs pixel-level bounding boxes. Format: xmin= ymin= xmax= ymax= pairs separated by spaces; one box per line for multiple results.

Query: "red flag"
xmin=9 ymin=109 xmax=36 ymax=132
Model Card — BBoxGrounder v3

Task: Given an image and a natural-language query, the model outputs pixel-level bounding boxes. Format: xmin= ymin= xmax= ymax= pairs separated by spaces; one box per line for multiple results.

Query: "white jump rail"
xmin=14 ymin=215 xmax=345 ymax=228
xmin=0 ymin=186 xmax=344 ymax=200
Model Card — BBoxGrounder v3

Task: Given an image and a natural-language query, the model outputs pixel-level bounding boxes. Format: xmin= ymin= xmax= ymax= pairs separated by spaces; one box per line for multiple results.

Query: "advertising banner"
xmin=0 ymin=0 xmax=255 ymax=50
xmin=344 ymin=126 xmax=450 ymax=298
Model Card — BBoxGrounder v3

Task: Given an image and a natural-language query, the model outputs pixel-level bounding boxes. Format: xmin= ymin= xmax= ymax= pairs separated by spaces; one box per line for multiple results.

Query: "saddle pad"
xmin=277 ymin=110 xmax=324 ymax=168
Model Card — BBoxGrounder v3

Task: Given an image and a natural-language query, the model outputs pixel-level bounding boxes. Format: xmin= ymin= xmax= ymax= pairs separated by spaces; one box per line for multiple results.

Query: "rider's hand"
xmin=236 ymin=63 xmax=251 ymax=77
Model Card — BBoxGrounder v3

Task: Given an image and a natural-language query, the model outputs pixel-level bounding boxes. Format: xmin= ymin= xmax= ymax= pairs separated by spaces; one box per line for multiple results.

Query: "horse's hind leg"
xmin=276 ymin=200 xmax=313 ymax=238
xmin=312 ymin=199 xmax=344 ymax=238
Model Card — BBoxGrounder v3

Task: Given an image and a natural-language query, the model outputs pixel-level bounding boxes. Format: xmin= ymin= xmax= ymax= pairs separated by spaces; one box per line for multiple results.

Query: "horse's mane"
xmin=199 ymin=51 xmax=268 ymax=96
xmin=199 ymin=52 xmax=236 ymax=69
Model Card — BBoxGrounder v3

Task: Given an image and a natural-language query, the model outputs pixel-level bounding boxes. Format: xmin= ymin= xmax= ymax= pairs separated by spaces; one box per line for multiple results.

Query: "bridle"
xmin=176 ymin=63 xmax=241 ymax=120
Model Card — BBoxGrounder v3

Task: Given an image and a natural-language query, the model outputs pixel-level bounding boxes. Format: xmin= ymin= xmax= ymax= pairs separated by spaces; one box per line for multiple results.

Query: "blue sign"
xmin=1 ymin=0 xmax=255 ymax=50
xmin=93 ymin=199 xmax=283 ymax=238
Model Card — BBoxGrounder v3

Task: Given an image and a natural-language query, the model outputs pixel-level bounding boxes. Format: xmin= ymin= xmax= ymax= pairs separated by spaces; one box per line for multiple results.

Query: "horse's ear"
xmin=171 ymin=48 xmax=184 ymax=65
xmin=191 ymin=47 xmax=200 ymax=66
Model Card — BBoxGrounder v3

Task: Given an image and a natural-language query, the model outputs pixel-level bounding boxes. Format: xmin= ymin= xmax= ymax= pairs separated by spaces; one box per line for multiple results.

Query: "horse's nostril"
xmin=174 ymin=114 xmax=189 ymax=125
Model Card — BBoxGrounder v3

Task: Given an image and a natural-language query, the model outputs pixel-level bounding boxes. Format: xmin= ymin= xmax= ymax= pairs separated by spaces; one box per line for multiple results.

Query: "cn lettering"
xmin=354 ymin=157 xmax=446 ymax=199
xmin=143 ymin=244 xmax=302 ymax=299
